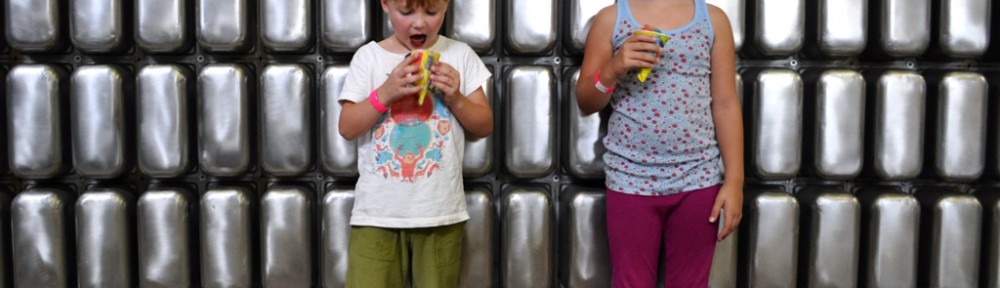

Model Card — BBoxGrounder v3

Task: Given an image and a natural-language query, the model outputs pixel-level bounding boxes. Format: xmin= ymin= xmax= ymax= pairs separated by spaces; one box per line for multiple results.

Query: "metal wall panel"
xmin=70 ymin=65 xmax=127 ymax=179
xmin=6 ymin=0 xmax=62 ymax=52
xmin=448 ymin=0 xmax=494 ymax=53
xmin=814 ymin=70 xmax=865 ymax=180
xmin=929 ymin=195 xmax=982 ymax=288
xmin=8 ymin=65 xmax=66 ymax=179
xmin=11 ymin=189 xmax=73 ymax=288
xmin=138 ymin=188 xmax=194 ymax=288
xmin=76 ymin=188 xmax=133 ymax=288
xmin=459 ymin=187 xmax=495 ymax=288
xmin=873 ymin=71 xmax=926 ymax=180
xmin=0 ymin=188 xmax=10 ymax=288
xmin=505 ymin=66 xmax=554 ymax=178
xmin=567 ymin=0 xmax=614 ymax=54
xmin=320 ymin=66 xmax=358 ymax=177
xmin=706 ymin=0 xmax=745 ymax=49
xmin=501 ymin=187 xmax=554 ymax=288
xmin=752 ymin=69 xmax=803 ymax=179
xmin=878 ymin=0 xmax=931 ymax=57
xmin=990 ymin=197 xmax=1000 ymax=288
xmin=567 ymin=69 xmax=606 ymax=179
xmin=505 ymin=0 xmax=555 ymax=54
xmin=934 ymin=72 xmax=987 ymax=182
xmin=261 ymin=186 xmax=312 ymax=288
xmin=135 ymin=0 xmax=187 ymax=53
xmin=260 ymin=0 xmax=310 ymax=52
xmin=196 ymin=0 xmax=249 ymax=52
xmin=70 ymin=0 xmax=122 ymax=52
xmin=138 ymin=65 xmax=191 ymax=178
xmin=321 ymin=189 xmax=353 ymax=288
xmin=558 ymin=187 xmax=610 ymax=288
xmin=200 ymin=187 xmax=253 ymax=288
xmin=321 ymin=0 xmax=370 ymax=52
xmin=709 ymin=207 xmax=739 ymax=287
xmin=260 ymin=64 xmax=311 ymax=176
xmin=803 ymin=191 xmax=860 ymax=288
xmin=198 ymin=64 xmax=252 ymax=177
xmin=0 ymin=69 xmax=5 ymax=177
xmin=866 ymin=194 xmax=919 ymax=287
xmin=939 ymin=0 xmax=991 ymax=57
xmin=754 ymin=0 xmax=805 ymax=56
xmin=818 ymin=0 xmax=867 ymax=56
xmin=463 ymin=77 xmax=494 ymax=178
xmin=747 ymin=191 xmax=799 ymax=287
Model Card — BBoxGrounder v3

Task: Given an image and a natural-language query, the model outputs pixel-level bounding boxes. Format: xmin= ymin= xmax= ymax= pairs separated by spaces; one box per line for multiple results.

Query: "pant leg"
xmin=607 ymin=190 xmax=673 ymax=288
xmin=662 ymin=185 xmax=720 ymax=288
xmin=409 ymin=222 xmax=465 ymax=288
xmin=347 ymin=226 xmax=407 ymax=288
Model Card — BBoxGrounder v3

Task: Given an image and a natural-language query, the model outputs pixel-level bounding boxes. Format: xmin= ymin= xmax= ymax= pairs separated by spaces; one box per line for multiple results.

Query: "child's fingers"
xmin=709 ymin=198 xmax=723 ymax=224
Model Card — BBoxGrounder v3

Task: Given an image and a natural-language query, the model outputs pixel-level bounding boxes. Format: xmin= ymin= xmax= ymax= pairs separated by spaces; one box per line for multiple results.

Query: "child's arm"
xmin=430 ymin=62 xmax=493 ymax=139
xmin=706 ymin=5 xmax=745 ymax=242
xmin=339 ymin=54 xmax=424 ymax=140
xmin=575 ymin=5 xmax=663 ymax=115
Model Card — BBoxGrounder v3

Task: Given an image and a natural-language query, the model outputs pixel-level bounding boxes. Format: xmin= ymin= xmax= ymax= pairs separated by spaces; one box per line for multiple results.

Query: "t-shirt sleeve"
xmin=461 ymin=46 xmax=492 ymax=97
xmin=339 ymin=45 xmax=374 ymax=104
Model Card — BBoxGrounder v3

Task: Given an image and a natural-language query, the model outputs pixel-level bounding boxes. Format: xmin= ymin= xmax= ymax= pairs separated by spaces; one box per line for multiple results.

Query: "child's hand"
xmin=607 ymin=33 xmax=663 ymax=79
xmin=378 ymin=53 xmax=425 ymax=104
xmin=430 ymin=61 xmax=462 ymax=105
xmin=710 ymin=183 xmax=743 ymax=242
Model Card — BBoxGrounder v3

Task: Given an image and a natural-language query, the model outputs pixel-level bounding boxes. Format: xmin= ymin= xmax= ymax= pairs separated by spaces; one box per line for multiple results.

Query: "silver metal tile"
xmin=706 ymin=0 xmax=745 ymax=50
xmin=502 ymin=187 xmax=554 ymax=288
xmin=878 ymin=0 xmax=931 ymax=57
xmin=70 ymin=0 xmax=123 ymax=52
xmin=939 ymin=0 xmax=991 ymax=58
xmin=200 ymin=187 xmax=253 ymax=288
xmin=8 ymin=65 xmax=66 ymax=179
xmin=558 ymin=187 xmax=610 ymax=287
xmin=71 ymin=65 xmax=127 ymax=178
xmin=6 ymin=0 xmax=62 ymax=52
xmin=867 ymin=194 xmax=919 ymax=287
xmin=76 ymin=188 xmax=133 ymax=288
xmin=320 ymin=66 xmax=358 ymax=177
xmin=930 ymin=195 xmax=982 ymax=288
xmin=448 ymin=0 xmax=495 ymax=53
xmin=0 ymin=188 xmax=10 ymax=287
xmin=138 ymin=188 xmax=194 ymax=288
xmin=196 ymin=0 xmax=249 ymax=52
xmin=261 ymin=186 xmax=313 ymax=288
xmin=0 ymin=69 xmax=5 ymax=177
xmin=505 ymin=0 xmax=555 ymax=54
xmin=260 ymin=64 xmax=311 ymax=176
xmin=752 ymin=69 xmax=803 ymax=179
xmin=505 ymin=66 xmax=554 ymax=178
xmin=709 ymin=208 xmax=739 ymax=288
xmin=934 ymin=72 xmax=987 ymax=182
xmin=566 ymin=0 xmax=614 ymax=54
xmin=990 ymin=198 xmax=1000 ymax=288
xmin=873 ymin=71 xmax=926 ymax=180
xmin=198 ymin=65 xmax=251 ymax=177
xmin=12 ymin=189 xmax=73 ymax=288
xmin=321 ymin=0 xmax=370 ymax=52
xmin=459 ymin=187 xmax=495 ymax=288
xmin=747 ymin=191 xmax=799 ymax=288
xmin=138 ymin=65 xmax=191 ymax=178
xmin=818 ymin=0 xmax=867 ymax=56
xmin=261 ymin=0 xmax=311 ymax=52
xmin=567 ymin=69 xmax=606 ymax=179
xmin=464 ymin=77 xmax=494 ymax=178
xmin=754 ymin=0 xmax=805 ymax=56
xmin=807 ymin=192 xmax=860 ymax=288
xmin=321 ymin=189 xmax=353 ymax=288
xmin=814 ymin=70 xmax=865 ymax=180
xmin=136 ymin=0 xmax=188 ymax=53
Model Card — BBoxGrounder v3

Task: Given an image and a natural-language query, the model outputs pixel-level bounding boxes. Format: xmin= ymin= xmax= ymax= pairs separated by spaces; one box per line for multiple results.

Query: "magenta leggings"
xmin=606 ymin=185 xmax=720 ymax=288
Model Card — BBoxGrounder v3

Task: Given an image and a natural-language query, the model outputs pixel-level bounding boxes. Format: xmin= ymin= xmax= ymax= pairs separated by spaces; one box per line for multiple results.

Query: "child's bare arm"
xmin=339 ymin=54 xmax=424 ymax=140
xmin=706 ymin=4 xmax=744 ymax=242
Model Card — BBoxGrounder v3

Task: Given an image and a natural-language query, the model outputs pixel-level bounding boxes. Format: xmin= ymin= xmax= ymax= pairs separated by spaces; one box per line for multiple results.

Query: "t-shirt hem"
xmin=606 ymin=178 xmax=723 ymax=196
xmin=350 ymin=213 xmax=470 ymax=229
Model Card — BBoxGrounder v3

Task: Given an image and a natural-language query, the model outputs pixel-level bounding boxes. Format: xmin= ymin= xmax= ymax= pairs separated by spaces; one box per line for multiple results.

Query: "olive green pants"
xmin=346 ymin=222 xmax=465 ymax=288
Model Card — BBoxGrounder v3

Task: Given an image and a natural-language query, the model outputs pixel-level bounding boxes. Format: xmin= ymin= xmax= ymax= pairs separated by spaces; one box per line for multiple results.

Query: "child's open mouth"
xmin=410 ymin=34 xmax=427 ymax=48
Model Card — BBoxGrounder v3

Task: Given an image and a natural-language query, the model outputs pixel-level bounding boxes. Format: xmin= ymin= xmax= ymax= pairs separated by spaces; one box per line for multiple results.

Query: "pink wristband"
xmin=594 ymin=69 xmax=616 ymax=94
xmin=369 ymin=89 xmax=388 ymax=113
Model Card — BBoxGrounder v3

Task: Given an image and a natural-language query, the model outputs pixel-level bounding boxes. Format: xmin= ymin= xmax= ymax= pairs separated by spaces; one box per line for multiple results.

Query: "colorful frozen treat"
xmin=406 ymin=49 xmax=441 ymax=105
xmin=635 ymin=27 xmax=670 ymax=83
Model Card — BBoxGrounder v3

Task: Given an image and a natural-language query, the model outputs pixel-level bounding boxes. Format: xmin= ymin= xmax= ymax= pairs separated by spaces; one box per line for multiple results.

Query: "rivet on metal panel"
xmin=317 ymin=56 xmax=324 ymax=62
xmin=74 ymin=56 xmax=82 ymax=63
xmin=906 ymin=62 xmax=915 ymax=69
xmin=553 ymin=57 xmax=561 ymax=64
xmin=197 ymin=56 xmax=205 ymax=62
xmin=789 ymin=59 xmax=798 ymax=67
xmin=552 ymin=175 xmax=560 ymax=182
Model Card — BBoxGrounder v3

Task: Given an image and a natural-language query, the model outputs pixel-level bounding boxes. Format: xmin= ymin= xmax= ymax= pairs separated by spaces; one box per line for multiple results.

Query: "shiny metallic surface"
xmin=874 ymin=71 xmax=926 ymax=180
xmin=752 ymin=69 xmax=803 ymax=179
xmin=448 ymin=0 xmax=495 ymax=53
xmin=196 ymin=0 xmax=248 ymax=52
xmin=260 ymin=64 xmax=311 ymax=176
xmin=501 ymin=187 xmax=554 ymax=288
xmin=322 ymin=0 xmax=369 ymax=52
xmin=706 ymin=0 xmax=745 ymax=49
xmin=0 ymin=188 xmax=9 ymax=287
xmin=755 ymin=0 xmax=805 ymax=56
xmin=70 ymin=65 xmax=126 ymax=178
xmin=459 ymin=187 xmax=495 ymax=288
xmin=463 ymin=77 xmax=494 ymax=178
xmin=505 ymin=0 xmax=555 ymax=54
xmin=6 ymin=0 xmax=61 ymax=52
xmin=200 ymin=187 xmax=253 ymax=288
xmin=709 ymin=209 xmax=738 ymax=287
xmin=815 ymin=70 xmax=865 ymax=180
xmin=198 ymin=65 xmax=251 ymax=177
xmin=138 ymin=65 xmax=191 ymax=178
xmin=807 ymin=193 xmax=860 ymax=288
xmin=505 ymin=66 xmax=554 ymax=178
xmin=930 ymin=195 xmax=982 ymax=288
xmin=558 ymin=187 xmax=610 ymax=287
xmin=8 ymin=65 xmax=66 ymax=179
xmin=135 ymin=0 xmax=188 ymax=53
xmin=934 ymin=72 xmax=987 ymax=182
xmin=747 ymin=192 xmax=799 ymax=287
xmin=567 ymin=69 xmax=606 ymax=179
xmin=567 ymin=0 xmax=614 ymax=54
xmin=320 ymin=66 xmax=358 ymax=177
xmin=991 ymin=199 xmax=1000 ymax=288
xmin=261 ymin=0 xmax=310 ymax=52
xmin=878 ymin=0 xmax=931 ymax=57
xmin=321 ymin=189 xmax=353 ymax=288
xmin=70 ymin=0 xmax=122 ymax=52
xmin=11 ymin=189 xmax=72 ymax=288
xmin=76 ymin=189 xmax=132 ymax=288
xmin=818 ymin=0 xmax=867 ymax=56
xmin=939 ymin=0 xmax=991 ymax=58
xmin=867 ymin=194 xmax=919 ymax=287
xmin=261 ymin=186 xmax=312 ymax=288
xmin=138 ymin=188 xmax=193 ymax=288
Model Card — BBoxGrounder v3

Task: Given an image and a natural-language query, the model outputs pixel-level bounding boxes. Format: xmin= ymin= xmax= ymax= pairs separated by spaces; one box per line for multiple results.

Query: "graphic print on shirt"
xmin=372 ymin=91 xmax=451 ymax=182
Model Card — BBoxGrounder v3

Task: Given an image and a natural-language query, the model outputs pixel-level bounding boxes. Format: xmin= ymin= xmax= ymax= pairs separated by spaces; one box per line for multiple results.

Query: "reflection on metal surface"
xmin=878 ymin=0 xmax=931 ymax=57
xmin=930 ymin=195 xmax=982 ymax=288
xmin=505 ymin=66 xmax=554 ymax=178
xmin=873 ymin=71 xmax=926 ymax=180
xmin=934 ymin=72 xmax=987 ymax=182
xmin=755 ymin=0 xmax=804 ymax=56
xmin=818 ymin=0 xmax=867 ymax=56
xmin=138 ymin=65 xmax=191 ymax=178
xmin=567 ymin=69 xmax=606 ymax=179
xmin=322 ymin=0 xmax=370 ymax=52
xmin=261 ymin=65 xmax=311 ymax=176
xmin=752 ymin=69 xmax=803 ymax=179
xmin=6 ymin=0 xmax=62 ymax=52
xmin=867 ymin=194 xmax=919 ymax=287
xmin=200 ymin=187 xmax=252 ymax=288
xmin=939 ymin=0 xmax=991 ymax=57
xmin=261 ymin=0 xmax=311 ymax=52
xmin=459 ymin=187 xmax=495 ymax=288
xmin=12 ymin=189 xmax=73 ymax=288
xmin=506 ymin=0 xmax=555 ymax=53
xmin=321 ymin=66 xmax=358 ymax=177
xmin=991 ymin=198 xmax=1000 ymax=288
xmin=138 ymin=188 xmax=193 ymax=288
xmin=321 ymin=189 xmax=354 ymax=288
xmin=558 ymin=187 xmax=610 ymax=287
xmin=748 ymin=191 xmax=799 ymax=287
xmin=709 ymin=207 xmax=738 ymax=287
xmin=567 ymin=0 xmax=614 ymax=54
xmin=8 ymin=65 xmax=66 ymax=179
xmin=805 ymin=192 xmax=860 ymax=288
xmin=815 ymin=70 xmax=865 ymax=180
xmin=464 ymin=77 xmax=494 ymax=178
xmin=448 ymin=0 xmax=495 ymax=53
xmin=197 ymin=0 xmax=249 ymax=52
xmin=136 ymin=0 xmax=188 ymax=52
xmin=261 ymin=186 xmax=312 ymax=287
xmin=198 ymin=65 xmax=251 ymax=177
xmin=0 ymin=188 xmax=10 ymax=287
xmin=706 ymin=0 xmax=745 ymax=49
xmin=502 ymin=187 xmax=554 ymax=288
xmin=70 ymin=0 xmax=122 ymax=52
xmin=76 ymin=189 xmax=133 ymax=288
xmin=71 ymin=65 xmax=127 ymax=178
